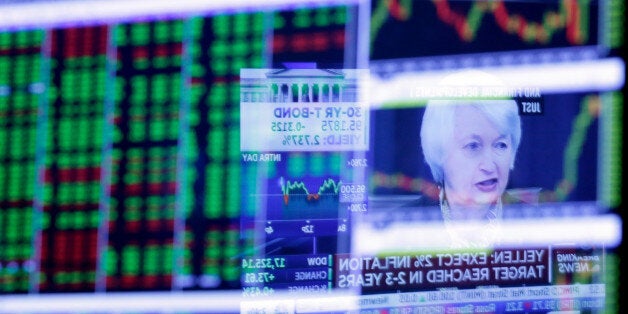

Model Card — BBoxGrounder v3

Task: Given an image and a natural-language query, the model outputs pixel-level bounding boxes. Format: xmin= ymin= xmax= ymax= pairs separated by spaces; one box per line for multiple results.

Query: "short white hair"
xmin=419 ymin=70 xmax=522 ymax=185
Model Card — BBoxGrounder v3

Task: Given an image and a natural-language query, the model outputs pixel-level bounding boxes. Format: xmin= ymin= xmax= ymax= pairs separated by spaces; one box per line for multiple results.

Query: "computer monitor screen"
xmin=0 ymin=0 xmax=624 ymax=313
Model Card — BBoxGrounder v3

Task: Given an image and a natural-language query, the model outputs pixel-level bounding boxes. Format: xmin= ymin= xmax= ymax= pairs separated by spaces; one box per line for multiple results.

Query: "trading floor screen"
xmin=0 ymin=0 xmax=624 ymax=313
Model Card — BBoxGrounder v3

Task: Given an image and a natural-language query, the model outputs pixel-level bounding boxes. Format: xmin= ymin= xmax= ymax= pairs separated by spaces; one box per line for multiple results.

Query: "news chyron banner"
xmin=239 ymin=67 xmax=369 ymax=296
xmin=327 ymin=246 xmax=606 ymax=312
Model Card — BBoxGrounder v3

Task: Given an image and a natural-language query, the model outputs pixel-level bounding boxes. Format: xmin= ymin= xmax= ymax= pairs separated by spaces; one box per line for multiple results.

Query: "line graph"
xmin=432 ymin=0 xmax=589 ymax=45
xmin=549 ymin=94 xmax=599 ymax=202
xmin=370 ymin=0 xmax=597 ymax=59
xmin=370 ymin=0 xmax=411 ymax=51
xmin=241 ymin=152 xmax=354 ymax=222
xmin=276 ymin=176 xmax=342 ymax=220
xmin=280 ymin=176 xmax=341 ymax=205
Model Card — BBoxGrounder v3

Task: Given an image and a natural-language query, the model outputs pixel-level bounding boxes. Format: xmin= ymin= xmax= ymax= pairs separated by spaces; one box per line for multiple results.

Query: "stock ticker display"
xmin=0 ymin=4 xmax=352 ymax=294
xmin=0 ymin=0 xmax=625 ymax=313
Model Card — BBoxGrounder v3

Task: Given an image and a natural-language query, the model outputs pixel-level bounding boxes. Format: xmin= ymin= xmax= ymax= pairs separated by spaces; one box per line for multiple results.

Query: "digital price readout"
xmin=240 ymin=68 xmax=369 ymax=152
xmin=241 ymin=255 xmax=334 ymax=296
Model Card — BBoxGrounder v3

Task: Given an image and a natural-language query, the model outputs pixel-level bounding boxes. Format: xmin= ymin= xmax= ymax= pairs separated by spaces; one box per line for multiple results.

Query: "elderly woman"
xmin=419 ymin=71 xmax=522 ymax=247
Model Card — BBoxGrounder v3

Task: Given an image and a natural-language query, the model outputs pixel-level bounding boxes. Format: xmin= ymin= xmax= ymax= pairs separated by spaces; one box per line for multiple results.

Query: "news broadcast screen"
xmin=238 ymin=67 xmax=621 ymax=313
xmin=0 ymin=0 xmax=624 ymax=313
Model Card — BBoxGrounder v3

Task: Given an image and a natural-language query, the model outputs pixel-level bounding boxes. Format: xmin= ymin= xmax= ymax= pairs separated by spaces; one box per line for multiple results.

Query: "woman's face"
xmin=442 ymin=105 xmax=513 ymax=208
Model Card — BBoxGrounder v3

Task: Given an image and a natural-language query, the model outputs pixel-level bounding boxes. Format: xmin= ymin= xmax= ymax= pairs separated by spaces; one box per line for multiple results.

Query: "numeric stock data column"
xmin=105 ymin=20 xmax=184 ymax=291
xmin=179 ymin=13 xmax=267 ymax=290
xmin=0 ymin=30 xmax=46 ymax=294
xmin=39 ymin=26 xmax=109 ymax=292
